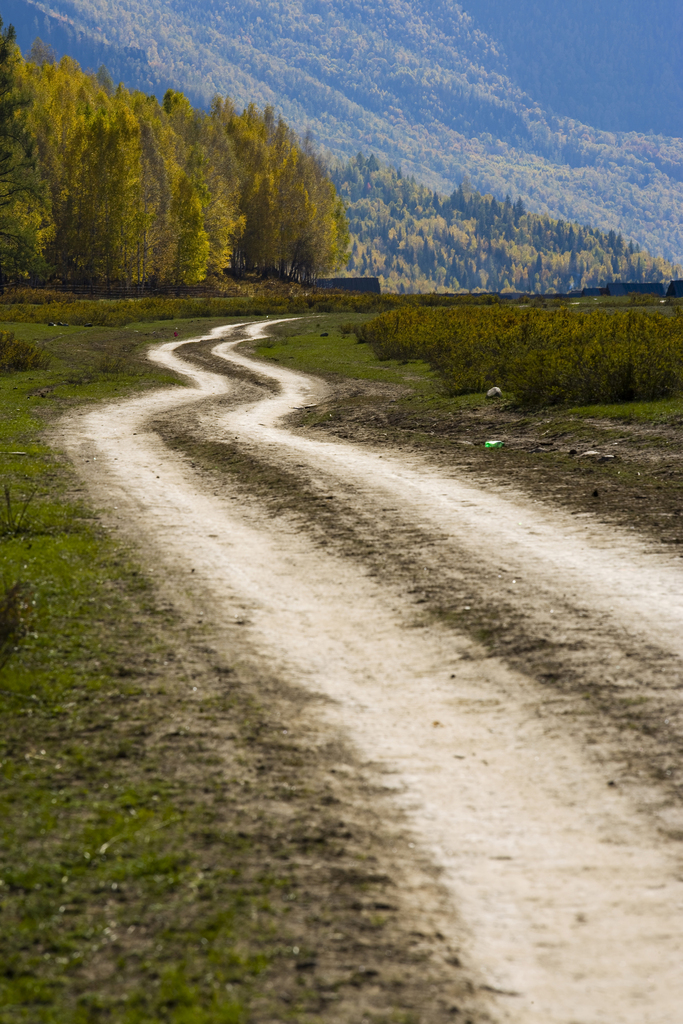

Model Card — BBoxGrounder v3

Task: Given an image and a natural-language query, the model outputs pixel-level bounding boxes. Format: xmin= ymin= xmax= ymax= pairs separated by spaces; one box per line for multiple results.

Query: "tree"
xmin=0 ymin=19 xmax=47 ymax=284
xmin=27 ymin=38 xmax=55 ymax=67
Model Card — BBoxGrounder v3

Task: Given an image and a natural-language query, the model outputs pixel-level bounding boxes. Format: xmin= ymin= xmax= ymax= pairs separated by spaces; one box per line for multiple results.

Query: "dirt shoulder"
xmin=306 ymin=385 xmax=683 ymax=548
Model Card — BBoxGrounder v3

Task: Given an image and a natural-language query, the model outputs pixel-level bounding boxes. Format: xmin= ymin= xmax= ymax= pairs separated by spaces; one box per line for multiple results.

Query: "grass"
xmin=0 ymin=335 xmax=275 ymax=1022
xmin=256 ymin=313 xmax=443 ymax=394
xmin=0 ymin=323 xmax=305 ymax=1023
xmin=569 ymin=397 xmax=683 ymax=422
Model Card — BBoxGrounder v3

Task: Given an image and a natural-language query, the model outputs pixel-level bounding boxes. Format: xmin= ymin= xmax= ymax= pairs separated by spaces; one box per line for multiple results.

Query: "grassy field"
xmin=0 ymin=318 xmax=272 ymax=1023
xmin=2 ymin=300 xmax=683 ymax=1024
xmin=258 ymin=314 xmax=438 ymax=389
xmin=0 ymin=318 xmax=327 ymax=1024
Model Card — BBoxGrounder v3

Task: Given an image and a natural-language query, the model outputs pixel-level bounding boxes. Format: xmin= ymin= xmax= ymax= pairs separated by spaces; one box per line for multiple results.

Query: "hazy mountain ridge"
xmin=6 ymin=0 xmax=683 ymax=262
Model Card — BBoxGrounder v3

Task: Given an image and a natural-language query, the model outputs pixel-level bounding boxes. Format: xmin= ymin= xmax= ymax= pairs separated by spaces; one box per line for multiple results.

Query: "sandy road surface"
xmin=59 ymin=321 xmax=683 ymax=1024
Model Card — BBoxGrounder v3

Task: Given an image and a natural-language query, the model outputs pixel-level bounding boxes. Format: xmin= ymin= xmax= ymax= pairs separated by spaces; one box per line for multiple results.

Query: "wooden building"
xmin=316 ymin=277 xmax=381 ymax=294
xmin=605 ymin=282 xmax=666 ymax=297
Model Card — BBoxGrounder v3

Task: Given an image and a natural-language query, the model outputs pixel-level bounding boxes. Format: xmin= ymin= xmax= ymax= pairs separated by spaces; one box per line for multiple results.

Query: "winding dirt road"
xmin=59 ymin=320 xmax=683 ymax=1024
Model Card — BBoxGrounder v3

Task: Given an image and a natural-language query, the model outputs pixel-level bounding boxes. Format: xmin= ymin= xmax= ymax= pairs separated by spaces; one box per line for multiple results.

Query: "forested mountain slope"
xmin=335 ymin=154 xmax=681 ymax=294
xmin=5 ymin=0 xmax=683 ymax=264
xmin=467 ymin=1 xmax=683 ymax=138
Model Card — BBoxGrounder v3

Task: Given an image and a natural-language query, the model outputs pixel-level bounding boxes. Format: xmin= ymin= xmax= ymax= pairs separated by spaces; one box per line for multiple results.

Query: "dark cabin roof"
xmin=667 ymin=280 xmax=683 ymax=297
xmin=582 ymin=287 xmax=603 ymax=297
xmin=316 ymin=277 xmax=381 ymax=294
xmin=605 ymin=282 xmax=666 ymax=297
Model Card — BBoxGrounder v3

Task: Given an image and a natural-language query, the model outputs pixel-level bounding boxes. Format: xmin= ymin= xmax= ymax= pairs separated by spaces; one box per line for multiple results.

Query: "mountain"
xmin=334 ymin=154 xmax=681 ymax=294
xmin=4 ymin=0 xmax=683 ymax=264
xmin=465 ymin=2 xmax=683 ymax=139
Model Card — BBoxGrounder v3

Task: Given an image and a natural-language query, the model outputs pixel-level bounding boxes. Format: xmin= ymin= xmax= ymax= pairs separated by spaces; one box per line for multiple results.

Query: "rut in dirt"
xmin=60 ymin=320 xmax=683 ymax=1024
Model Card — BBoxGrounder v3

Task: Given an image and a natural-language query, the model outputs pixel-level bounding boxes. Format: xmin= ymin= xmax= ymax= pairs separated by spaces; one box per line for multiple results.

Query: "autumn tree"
xmin=0 ymin=19 xmax=47 ymax=284
xmin=12 ymin=48 xmax=348 ymax=289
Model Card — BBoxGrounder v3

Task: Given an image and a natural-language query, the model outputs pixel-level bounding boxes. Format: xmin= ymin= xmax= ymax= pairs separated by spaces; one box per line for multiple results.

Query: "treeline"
xmin=357 ymin=305 xmax=683 ymax=407
xmin=332 ymin=154 xmax=681 ymax=294
xmin=0 ymin=22 xmax=348 ymax=288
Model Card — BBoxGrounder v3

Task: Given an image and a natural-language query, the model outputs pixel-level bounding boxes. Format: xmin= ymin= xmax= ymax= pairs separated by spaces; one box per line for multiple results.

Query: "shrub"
xmin=0 ymin=330 xmax=50 ymax=371
xmin=357 ymin=306 xmax=683 ymax=407
xmin=0 ymin=290 xmax=532 ymax=329
xmin=0 ymin=287 xmax=81 ymax=305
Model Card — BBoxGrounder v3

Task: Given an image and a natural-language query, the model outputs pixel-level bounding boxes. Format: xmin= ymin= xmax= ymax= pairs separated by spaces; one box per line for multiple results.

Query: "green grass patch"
xmin=0 ymin=324 xmax=290 ymax=1024
xmin=255 ymin=314 xmax=441 ymax=390
xmin=569 ymin=397 xmax=683 ymax=422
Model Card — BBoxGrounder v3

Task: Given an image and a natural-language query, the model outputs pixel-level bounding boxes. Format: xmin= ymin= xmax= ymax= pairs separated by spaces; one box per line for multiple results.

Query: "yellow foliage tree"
xmin=13 ymin=52 xmax=348 ymax=288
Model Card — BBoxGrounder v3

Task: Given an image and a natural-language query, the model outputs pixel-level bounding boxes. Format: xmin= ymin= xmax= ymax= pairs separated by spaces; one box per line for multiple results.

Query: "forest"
xmin=7 ymin=0 xmax=683 ymax=266
xmin=0 ymin=23 xmax=348 ymax=288
xmin=332 ymin=154 xmax=681 ymax=295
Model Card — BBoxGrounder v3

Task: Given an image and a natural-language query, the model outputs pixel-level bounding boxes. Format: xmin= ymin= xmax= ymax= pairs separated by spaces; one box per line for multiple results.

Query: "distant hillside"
xmin=467 ymin=1 xmax=683 ymax=138
xmin=333 ymin=154 xmax=681 ymax=295
xmin=5 ymin=0 xmax=683 ymax=264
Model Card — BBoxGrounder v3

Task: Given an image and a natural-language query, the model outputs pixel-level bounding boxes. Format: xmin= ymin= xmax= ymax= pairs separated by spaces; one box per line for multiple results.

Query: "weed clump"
xmin=1 ymin=484 xmax=36 ymax=535
xmin=357 ymin=306 xmax=683 ymax=406
xmin=0 ymin=330 xmax=50 ymax=372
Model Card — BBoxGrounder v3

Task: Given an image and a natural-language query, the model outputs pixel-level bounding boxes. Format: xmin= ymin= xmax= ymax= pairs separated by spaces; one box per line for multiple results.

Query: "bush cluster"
xmin=0 ymin=290 xmax=504 ymax=327
xmin=0 ymin=330 xmax=50 ymax=371
xmin=357 ymin=306 xmax=683 ymax=406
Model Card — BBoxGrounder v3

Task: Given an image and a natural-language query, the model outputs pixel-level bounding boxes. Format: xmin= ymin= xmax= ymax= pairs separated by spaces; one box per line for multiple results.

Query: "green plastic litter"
xmin=485 ymin=440 xmax=504 ymax=449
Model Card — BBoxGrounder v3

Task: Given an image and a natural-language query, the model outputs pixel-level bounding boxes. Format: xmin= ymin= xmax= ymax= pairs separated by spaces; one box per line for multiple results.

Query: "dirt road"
xmin=59 ymin=320 xmax=683 ymax=1024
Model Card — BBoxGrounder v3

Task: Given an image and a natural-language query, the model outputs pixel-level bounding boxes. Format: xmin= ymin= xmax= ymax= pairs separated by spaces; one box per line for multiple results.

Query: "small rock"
xmin=486 ymin=387 xmax=502 ymax=399
xmin=592 ymin=488 xmax=599 ymax=498
xmin=580 ymin=450 xmax=600 ymax=457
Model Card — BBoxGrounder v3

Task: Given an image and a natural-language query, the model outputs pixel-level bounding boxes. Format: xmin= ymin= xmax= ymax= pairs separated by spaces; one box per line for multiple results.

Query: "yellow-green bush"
xmin=357 ymin=306 xmax=683 ymax=406
xmin=0 ymin=290 xmax=509 ymax=327
xmin=0 ymin=330 xmax=50 ymax=371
